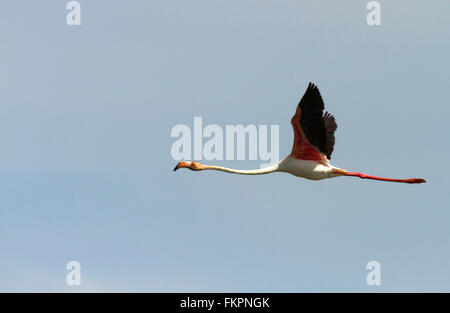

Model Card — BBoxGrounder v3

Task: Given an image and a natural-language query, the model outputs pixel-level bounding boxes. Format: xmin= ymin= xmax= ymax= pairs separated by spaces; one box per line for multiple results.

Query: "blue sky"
xmin=0 ymin=0 xmax=449 ymax=292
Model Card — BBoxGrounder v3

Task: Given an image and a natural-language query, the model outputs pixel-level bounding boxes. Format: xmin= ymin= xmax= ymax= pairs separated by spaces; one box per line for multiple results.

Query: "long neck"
xmin=202 ymin=163 xmax=279 ymax=175
xmin=340 ymin=171 xmax=426 ymax=184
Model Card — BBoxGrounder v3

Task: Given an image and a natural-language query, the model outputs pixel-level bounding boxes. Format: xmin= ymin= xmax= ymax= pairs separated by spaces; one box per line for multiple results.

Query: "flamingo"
xmin=173 ymin=83 xmax=426 ymax=184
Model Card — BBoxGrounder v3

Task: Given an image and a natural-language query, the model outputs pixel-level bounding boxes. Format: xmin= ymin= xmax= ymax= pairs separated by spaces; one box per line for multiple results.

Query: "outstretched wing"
xmin=290 ymin=82 xmax=337 ymax=162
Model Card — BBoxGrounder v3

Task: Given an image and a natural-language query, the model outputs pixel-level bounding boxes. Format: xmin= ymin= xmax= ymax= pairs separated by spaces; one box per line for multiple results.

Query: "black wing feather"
xmin=298 ymin=83 xmax=337 ymax=159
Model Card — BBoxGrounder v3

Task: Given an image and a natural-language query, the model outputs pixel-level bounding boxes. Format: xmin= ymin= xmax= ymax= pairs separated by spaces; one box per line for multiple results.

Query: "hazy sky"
xmin=0 ymin=1 xmax=449 ymax=292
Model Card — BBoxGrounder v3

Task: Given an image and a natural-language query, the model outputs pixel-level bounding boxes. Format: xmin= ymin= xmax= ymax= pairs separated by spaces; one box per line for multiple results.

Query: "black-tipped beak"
xmin=173 ymin=164 xmax=179 ymax=172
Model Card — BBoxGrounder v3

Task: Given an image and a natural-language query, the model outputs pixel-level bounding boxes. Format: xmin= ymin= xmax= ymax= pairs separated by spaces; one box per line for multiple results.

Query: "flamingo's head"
xmin=173 ymin=161 xmax=203 ymax=172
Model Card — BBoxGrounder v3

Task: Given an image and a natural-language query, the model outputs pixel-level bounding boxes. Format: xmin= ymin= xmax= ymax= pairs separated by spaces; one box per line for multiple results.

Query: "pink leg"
xmin=340 ymin=171 xmax=426 ymax=184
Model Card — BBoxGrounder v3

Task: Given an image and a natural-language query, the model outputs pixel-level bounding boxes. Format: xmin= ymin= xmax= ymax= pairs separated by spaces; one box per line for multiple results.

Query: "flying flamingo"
xmin=174 ymin=83 xmax=426 ymax=184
